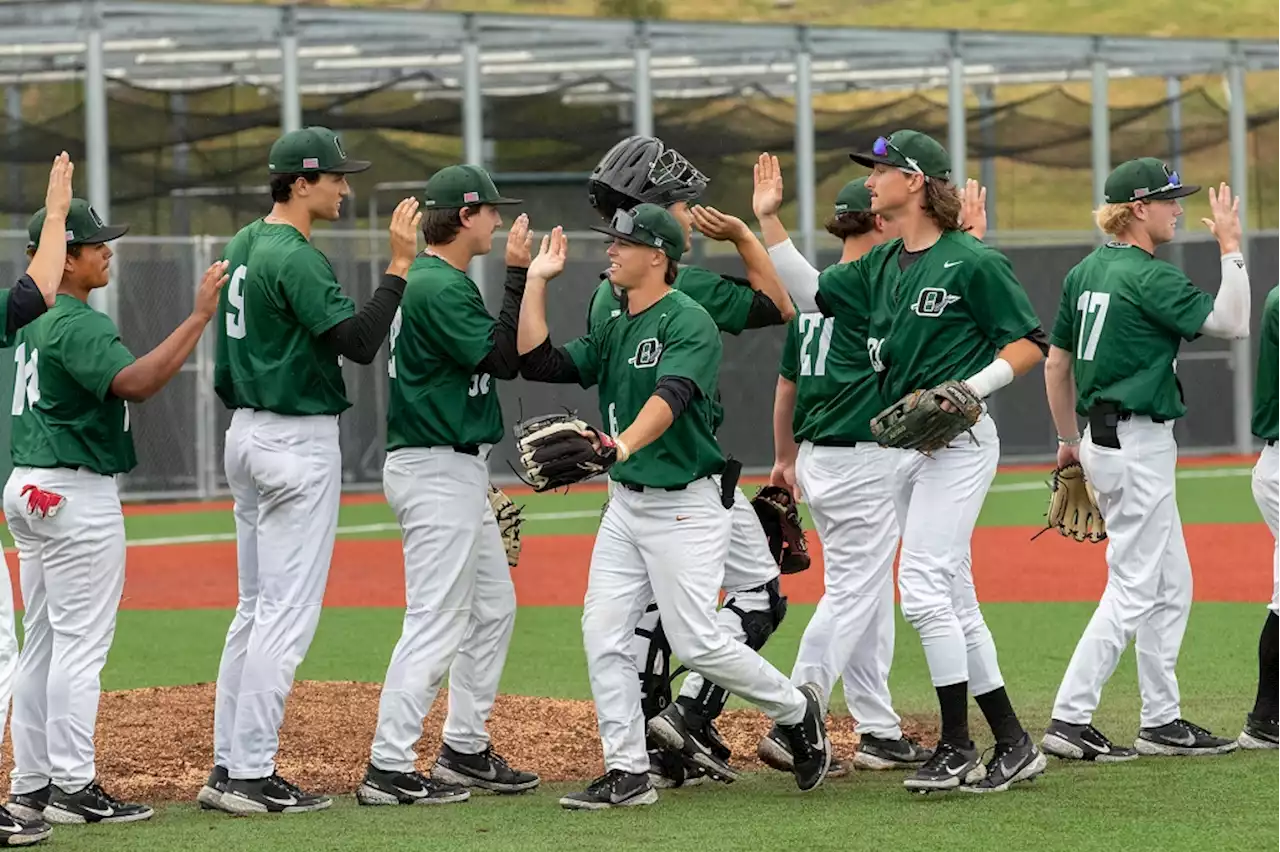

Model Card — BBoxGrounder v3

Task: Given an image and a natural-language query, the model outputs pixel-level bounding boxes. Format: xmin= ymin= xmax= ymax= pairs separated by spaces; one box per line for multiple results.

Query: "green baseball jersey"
xmin=587 ymin=265 xmax=755 ymax=336
xmin=779 ymin=283 xmax=881 ymax=444
xmin=565 ymin=289 xmax=724 ymax=489
xmin=214 ymin=220 xmax=356 ymax=416
xmin=9 ymin=295 xmax=137 ymax=476
xmin=385 ymin=256 xmax=503 ymax=451
xmin=1049 ymin=243 xmax=1213 ymax=421
xmin=823 ymin=231 xmax=1040 ymax=402
xmin=1252 ymin=286 xmax=1279 ymax=441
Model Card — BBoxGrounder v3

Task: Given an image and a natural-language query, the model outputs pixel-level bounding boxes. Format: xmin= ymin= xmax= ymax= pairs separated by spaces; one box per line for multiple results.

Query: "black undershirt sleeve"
xmin=474 ymin=265 xmax=528 ymax=379
xmin=815 ymin=291 xmax=834 ymax=318
xmin=6 ymin=275 xmax=48 ymax=337
xmin=744 ymin=289 xmax=785 ymax=329
xmin=320 ymin=273 xmax=406 ymax=365
xmin=653 ymin=375 xmax=699 ymax=420
xmin=1025 ymin=327 xmax=1050 ymax=356
xmin=519 ymin=337 xmax=582 ymax=384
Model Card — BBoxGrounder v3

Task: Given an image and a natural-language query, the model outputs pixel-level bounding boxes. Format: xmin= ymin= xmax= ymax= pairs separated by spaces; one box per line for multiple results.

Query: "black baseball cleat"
xmin=220 ymin=774 xmax=332 ymax=814
xmin=357 ymin=765 xmax=470 ymax=806
xmin=559 ymin=770 xmax=658 ymax=810
xmin=0 ymin=805 xmax=49 ymax=846
xmin=196 ymin=765 xmax=229 ymax=810
xmin=1041 ymin=720 xmax=1139 ymax=762
xmin=1135 ymin=719 xmax=1238 ymax=757
xmin=4 ymin=788 xmax=49 ymax=825
xmin=647 ymin=747 xmax=707 ymax=789
xmin=431 ymin=745 xmax=540 ymax=794
xmin=961 ymin=733 xmax=1048 ymax=794
xmin=647 ymin=704 xmax=741 ymax=782
xmin=774 ymin=683 xmax=832 ymax=792
xmin=43 ymin=781 xmax=153 ymax=824
xmin=755 ymin=725 xmax=848 ymax=777
xmin=1238 ymin=714 xmax=1279 ymax=750
xmin=903 ymin=741 xmax=985 ymax=792
xmin=853 ymin=734 xmax=934 ymax=770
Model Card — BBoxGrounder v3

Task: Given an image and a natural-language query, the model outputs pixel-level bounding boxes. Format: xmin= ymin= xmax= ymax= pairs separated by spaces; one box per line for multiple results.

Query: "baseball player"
xmin=752 ymin=166 xmax=941 ymax=774
xmin=357 ymin=165 xmax=539 ymax=806
xmin=204 ymin=127 xmax=421 ymax=815
xmin=1042 ymin=163 xmax=1249 ymax=760
xmin=2 ymin=196 xmax=228 ymax=828
xmin=516 ymin=205 xmax=830 ymax=809
xmin=808 ymin=130 xmax=1047 ymax=793
xmin=1240 ymin=285 xmax=1278 ymax=750
xmin=583 ymin=136 xmax=797 ymax=786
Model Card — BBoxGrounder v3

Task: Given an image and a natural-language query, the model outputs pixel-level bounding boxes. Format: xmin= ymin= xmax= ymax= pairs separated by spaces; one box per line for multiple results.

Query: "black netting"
xmin=0 ymin=75 xmax=1274 ymax=234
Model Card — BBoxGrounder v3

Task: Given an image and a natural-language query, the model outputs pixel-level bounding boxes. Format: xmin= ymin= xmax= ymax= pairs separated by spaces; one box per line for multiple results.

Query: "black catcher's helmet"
xmin=587 ymin=135 xmax=709 ymax=218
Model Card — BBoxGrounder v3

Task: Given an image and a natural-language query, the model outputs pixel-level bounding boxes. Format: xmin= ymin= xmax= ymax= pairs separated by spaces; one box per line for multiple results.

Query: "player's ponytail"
xmin=921 ymin=180 xmax=963 ymax=231
xmin=1094 ymin=203 xmax=1136 ymax=237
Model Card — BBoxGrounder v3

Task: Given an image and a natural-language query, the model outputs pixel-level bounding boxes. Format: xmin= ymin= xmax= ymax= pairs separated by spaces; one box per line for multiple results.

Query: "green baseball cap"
xmin=27 ymin=198 xmax=128 ymax=249
xmin=268 ymin=126 xmax=370 ymax=174
xmin=422 ymin=164 xmax=521 ymax=209
xmin=833 ymin=178 xmax=873 ymax=214
xmin=1104 ymin=157 xmax=1200 ymax=204
xmin=591 ymin=203 xmax=684 ymax=261
xmin=850 ymin=130 xmax=951 ymax=181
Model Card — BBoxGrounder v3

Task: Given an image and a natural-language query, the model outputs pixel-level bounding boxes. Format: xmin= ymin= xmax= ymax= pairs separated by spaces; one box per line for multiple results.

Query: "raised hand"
xmin=194 ymin=260 xmax=231 ymax=321
xmin=506 ymin=213 xmax=533 ymax=267
xmin=752 ymin=153 xmax=784 ymax=219
xmin=691 ymin=204 xmax=750 ymax=243
xmin=1201 ymin=183 xmax=1241 ymax=254
xmin=960 ymin=178 xmax=988 ymax=240
xmin=387 ymin=197 xmax=422 ymax=275
xmin=44 ymin=151 xmax=74 ymax=218
xmin=528 ymin=226 xmax=568 ymax=282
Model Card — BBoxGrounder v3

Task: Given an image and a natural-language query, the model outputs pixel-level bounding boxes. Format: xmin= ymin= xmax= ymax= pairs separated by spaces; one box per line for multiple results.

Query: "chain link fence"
xmin=0 ymin=228 xmax=1271 ymax=501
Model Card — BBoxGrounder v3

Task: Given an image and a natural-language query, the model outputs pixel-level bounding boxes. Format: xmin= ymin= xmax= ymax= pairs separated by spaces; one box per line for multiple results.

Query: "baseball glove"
xmin=1039 ymin=462 xmax=1106 ymax=543
xmin=512 ymin=412 xmax=617 ymax=492
xmin=751 ymin=485 xmax=811 ymax=574
xmin=870 ymin=380 xmax=983 ymax=456
xmin=488 ymin=484 xmax=524 ymax=567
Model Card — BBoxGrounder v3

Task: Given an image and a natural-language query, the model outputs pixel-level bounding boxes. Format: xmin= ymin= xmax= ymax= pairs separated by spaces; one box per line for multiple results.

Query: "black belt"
xmin=620 ymin=478 xmax=700 ymax=493
xmin=1087 ymin=402 xmax=1166 ymax=450
xmin=451 ymin=445 xmax=481 ymax=456
xmin=1088 ymin=401 xmax=1166 ymax=424
xmin=1268 ymin=439 xmax=1277 ymax=447
xmin=812 ymin=439 xmax=861 ymax=448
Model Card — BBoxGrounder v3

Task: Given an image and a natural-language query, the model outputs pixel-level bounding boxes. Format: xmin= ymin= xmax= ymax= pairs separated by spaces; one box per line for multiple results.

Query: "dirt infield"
xmin=11 ymin=523 xmax=1267 ymax=611
xmin=15 ymin=682 xmax=935 ymax=803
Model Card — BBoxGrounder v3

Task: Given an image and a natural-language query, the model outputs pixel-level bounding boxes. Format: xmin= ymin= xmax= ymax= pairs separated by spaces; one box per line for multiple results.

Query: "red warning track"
xmin=7 ymin=524 xmax=1268 ymax=611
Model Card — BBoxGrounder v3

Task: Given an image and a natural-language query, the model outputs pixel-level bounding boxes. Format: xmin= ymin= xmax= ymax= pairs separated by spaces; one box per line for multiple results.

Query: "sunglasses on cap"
xmin=610 ymin=208 xmax=637 ymax=234
xmin=873 ymin=136 xmax=924 ymax=176
xmin=1133 ymin=170 xmax=1183 ymax=200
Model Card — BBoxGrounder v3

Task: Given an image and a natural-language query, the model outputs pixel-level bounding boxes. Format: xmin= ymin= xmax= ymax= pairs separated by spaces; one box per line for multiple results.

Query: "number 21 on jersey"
xmin=798 ymin=314 xmax=833 ymax=377
xmin=1075 ymin=290 xmax=1111 ymax=361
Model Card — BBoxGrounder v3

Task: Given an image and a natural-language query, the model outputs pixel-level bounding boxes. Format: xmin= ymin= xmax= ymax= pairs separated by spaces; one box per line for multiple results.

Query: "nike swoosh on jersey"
xmin=943 ymin=260 xmax=964 ymax=268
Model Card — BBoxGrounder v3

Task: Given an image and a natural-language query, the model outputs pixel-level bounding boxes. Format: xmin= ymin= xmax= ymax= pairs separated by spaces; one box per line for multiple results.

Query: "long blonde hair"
xmin=1094 ymin=203 xmax=1137 ymax=237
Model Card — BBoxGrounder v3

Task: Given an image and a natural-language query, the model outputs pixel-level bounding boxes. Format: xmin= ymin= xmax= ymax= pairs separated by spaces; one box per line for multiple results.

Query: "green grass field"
xmin=7 ymin=461 xmax=1272 ymax=851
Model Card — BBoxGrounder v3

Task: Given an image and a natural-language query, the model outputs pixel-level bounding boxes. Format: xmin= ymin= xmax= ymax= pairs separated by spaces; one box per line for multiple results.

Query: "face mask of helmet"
xmin=588 ymin=136 xmax=709 ymax=217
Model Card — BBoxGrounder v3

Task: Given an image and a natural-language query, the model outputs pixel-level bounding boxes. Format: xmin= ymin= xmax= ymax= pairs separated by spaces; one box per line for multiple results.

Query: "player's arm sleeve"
xmin=319 ymin=273 xmax=406 ymax=364
xmin=1197 ymin=251 xmax=1251 ymax=339
xmin=473 ymin=265 xmax=528 ymax=379
xmin=965 ymin=251 xmax=1044 ymax=347
xmin=655 ymin=308 xmax=722 ymax=406
xmin=1139 ymin=265 xmax=1215 ymax=342
xmin=278 ymin=246 xmax=357 ymax=338
xmin=2 ymin=276 xmax=48 ymax=342
xmin=745 ymin=290 xmax=785 ymax=329
xmin=779 ymin=318 xmax=800 ymax=381
xmin=519 ymin=337 xmax=584 ymax=385
xmin=653 ymin=376 xmax=698 ymax=419
xmin=678 ymin=266 xmax=756 ymax=335
xmin=767 ymin=238 xmax=821 ymax=313
xmin=562 ymin=334 xmax=600 ymax=389
xmin=426 ymin=279 xmax=499 ymax=372
xmin=1048 ymin=271 xmax=1077 ymax=352
xmin=815 ymin=263 xmax=862 ymax=322
xmin=57 ymin=315 xmax=138 ymax=401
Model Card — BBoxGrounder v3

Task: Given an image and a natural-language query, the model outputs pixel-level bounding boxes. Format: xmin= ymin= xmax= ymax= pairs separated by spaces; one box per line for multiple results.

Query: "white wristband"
xmin=963 ymin=358 xmax=1015 ymax=398
xmin=614 ymin=437 xmax=631 ymax=463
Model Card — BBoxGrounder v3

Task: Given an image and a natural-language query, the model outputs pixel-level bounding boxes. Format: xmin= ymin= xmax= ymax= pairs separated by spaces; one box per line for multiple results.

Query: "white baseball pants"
xmin=587 ymin=479 xmax=807 ymax=774
xmin=791 ymin=442 xmax=902 ymax=738
xmin=671 ymin=486 xmax=781 ymax=704
xmin=369 ymin=446 xmax=516 ymax=772
xmin=215 ymin=409 xmax=341 ymax=780
xmin=4 ymin=466 xmax=125 ymax=795
xmin=1253 ymin=442 xmax=1279 ymax=614
xmin=1053 ymin=416 xmax=1191 ymax=729
xmin=894 ymin=415 xmax=1005 ymax=694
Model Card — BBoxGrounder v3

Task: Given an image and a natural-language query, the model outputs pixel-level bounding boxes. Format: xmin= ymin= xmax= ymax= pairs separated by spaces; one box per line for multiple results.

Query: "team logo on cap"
xmin=88 ymin=206 xmax=105 ymax=228
xmin=333 ymin=135 xmax=347 ymax=160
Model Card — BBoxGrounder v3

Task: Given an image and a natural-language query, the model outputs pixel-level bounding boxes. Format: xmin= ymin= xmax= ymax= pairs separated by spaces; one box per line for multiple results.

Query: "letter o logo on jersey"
xmin=628 ymin=337 xmax=663 ymax=369
xmin=911 ymin=287 xmax=962 ymax=318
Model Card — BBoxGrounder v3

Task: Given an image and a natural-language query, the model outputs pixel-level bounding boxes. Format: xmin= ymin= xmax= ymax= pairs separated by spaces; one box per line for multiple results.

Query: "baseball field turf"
xmin=0 ymin=458 xmax=1275 ymax=851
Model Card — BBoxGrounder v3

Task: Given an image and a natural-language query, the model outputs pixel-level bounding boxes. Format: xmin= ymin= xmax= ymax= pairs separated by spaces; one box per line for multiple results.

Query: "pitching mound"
xmin=0 ymin=682 xmax=938 ymax=803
